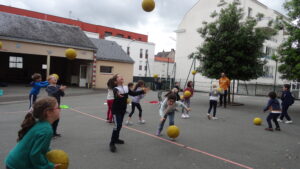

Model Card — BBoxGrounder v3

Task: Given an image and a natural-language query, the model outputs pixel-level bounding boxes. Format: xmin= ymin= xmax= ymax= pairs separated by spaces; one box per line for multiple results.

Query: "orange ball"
xmin=142 ymin=0 xmax=155 ymax=12
xmin=65 ymin=48 xmax=77 ymax=60
xmin=192 ymin=70 xmax=197 ymax=75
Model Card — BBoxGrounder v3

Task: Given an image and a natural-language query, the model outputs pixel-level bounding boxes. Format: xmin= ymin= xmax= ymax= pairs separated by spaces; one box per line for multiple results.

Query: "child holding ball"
xmin=5 ymin=97 xmax=61 ymax=169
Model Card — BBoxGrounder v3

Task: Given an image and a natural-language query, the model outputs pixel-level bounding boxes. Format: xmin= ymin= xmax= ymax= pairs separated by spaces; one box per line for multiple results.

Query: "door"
xmin=79 ymin=65 xmax=87 ymax=87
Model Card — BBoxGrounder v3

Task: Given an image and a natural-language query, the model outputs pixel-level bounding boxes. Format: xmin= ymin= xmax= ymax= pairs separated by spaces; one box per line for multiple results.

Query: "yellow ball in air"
xmin=142 ymin=0 xmax=155 ymax=12
xmin=65 ymin=48 xmax=77 ymax=60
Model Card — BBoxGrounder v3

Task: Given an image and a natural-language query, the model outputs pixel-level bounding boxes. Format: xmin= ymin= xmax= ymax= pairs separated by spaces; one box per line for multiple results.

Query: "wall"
xmin=0 ymin=39 xmax=94 ymax=60
xmin=95 ymin=60 xmax=133 ymax=89
xmin=105 ymin=36 xmax=155 ymax=77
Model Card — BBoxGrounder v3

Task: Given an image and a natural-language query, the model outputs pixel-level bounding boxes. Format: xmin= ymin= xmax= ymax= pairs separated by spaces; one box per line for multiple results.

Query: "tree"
xmin=278 ymin=0 xmax=300 ymax=81
xmin=191 ymin=0 xmax=276 ymax=103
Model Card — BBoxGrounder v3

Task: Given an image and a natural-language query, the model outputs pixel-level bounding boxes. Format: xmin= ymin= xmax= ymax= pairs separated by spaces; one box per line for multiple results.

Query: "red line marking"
xmin=70 ymin=108 xmax=253 ymax=169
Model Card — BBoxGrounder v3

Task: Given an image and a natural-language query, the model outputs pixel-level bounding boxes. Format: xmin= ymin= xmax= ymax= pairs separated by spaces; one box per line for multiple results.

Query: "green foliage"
xmin=194 ymin=1 xmax=276 ymax=80
xmin=277 ymin=0 xmax=300 ymax=81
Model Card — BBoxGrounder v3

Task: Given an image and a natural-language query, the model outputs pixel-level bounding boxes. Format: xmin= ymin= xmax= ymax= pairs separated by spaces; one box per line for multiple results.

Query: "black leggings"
xmin=129 ymin=102 xmax=142 ymax=118
xmin=52 ymin=119 xmax=60 ymax=134
xmin=208 ymin=100 xmax=217 ymax=117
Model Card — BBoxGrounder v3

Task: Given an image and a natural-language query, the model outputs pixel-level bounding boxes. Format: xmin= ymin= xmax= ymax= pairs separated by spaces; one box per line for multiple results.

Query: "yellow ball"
xmin=183 ymin=91 xmax=191 ymax=97
xmin=192 ymin=70 xmax=197 ymax=75
xmin=217 ymin=87 xmax=223 ymax=92
xmin=127 ymin=98 xmax=131 ymax=104
xmin=180 ymin=95 xmax=184 ymax=100
xmin=253 ymin=117 xmax=262 ymax=125
xmin=142 ymin=0 xmax=155 ymax=12
xmin=153 ymin=74 xmax=158 ymax=78
xmin=51 ymin=74 xmax=59 ymax=80
xmin=65 ymin=48 xmax=77 ymax=60
xmin=166 ymin=125 xmax=180 ymax=138
xmin=0 ymin=41 xmax=2 ymax=49
xmin=46 ymin=150 xmax=69 ymax=169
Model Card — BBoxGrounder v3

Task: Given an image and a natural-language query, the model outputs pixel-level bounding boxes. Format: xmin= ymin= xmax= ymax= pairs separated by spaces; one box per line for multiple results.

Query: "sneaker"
xmin=285 ymin=120 xmax=293 ymax=124
xmin=264 ymin=128 xmax=274 ymax=131
xmin=125 ymin=121 xmax=133 ymax=125
xmin=53 ymin=133 xmax=61 ymax=137
xmin=277 ymin=119 xmax=283 ymax=123
xmin=109 ymin=143 xmax=116 ymax=152
xmin=181 ymin=114 xmax=186 ymax=119
xmin=275 ymin=128 xmax=281 ymax=131
xmin=185 ymin=114 xmax=190 ymax=118
xmin=207 ymin=114 xmax=211 ymax=120
xmin=138 ymin=120 xmax=146 ymax=124
xmin=156 ymin=130 xmax=161 ymax=136
xmin=115 ymin=139 xmax=125 ymax=144
xmin=212 ymin=117 xmax=218 ymax=120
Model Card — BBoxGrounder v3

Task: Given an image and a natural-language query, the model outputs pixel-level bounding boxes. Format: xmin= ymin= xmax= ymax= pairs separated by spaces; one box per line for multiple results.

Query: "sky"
xmin=0 ymin=0 xmax=286 ymax=53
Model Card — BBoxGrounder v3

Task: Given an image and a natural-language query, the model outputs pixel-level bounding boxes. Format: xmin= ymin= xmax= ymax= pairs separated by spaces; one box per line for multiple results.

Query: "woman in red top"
xmin=181 ymin=81 xmax=194 ymax=118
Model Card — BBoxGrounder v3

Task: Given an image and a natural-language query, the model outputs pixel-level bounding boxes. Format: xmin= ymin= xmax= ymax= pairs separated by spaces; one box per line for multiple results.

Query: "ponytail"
xmin=17 ymin=112 xmax=36 ymax=141
xmin=17 ymin=96 xmax=57 ymax=142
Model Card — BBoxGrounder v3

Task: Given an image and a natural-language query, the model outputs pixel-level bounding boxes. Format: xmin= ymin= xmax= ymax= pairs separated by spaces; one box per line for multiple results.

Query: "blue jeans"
xmin=266 ymin=113 xmax=280 ymax=129
xmin=158 ymin=111 xmax=175 ymax=133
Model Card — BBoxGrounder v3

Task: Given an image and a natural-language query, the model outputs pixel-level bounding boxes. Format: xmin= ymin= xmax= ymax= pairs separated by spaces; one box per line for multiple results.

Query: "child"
xmin=28 ymin=73 xmax=49 ymax=109
xmin=182 ymin=81 xmax=194 ymax=118
xmin=156 ymin=94 xmax=191 ymax=136
xmin=263 ymin=92 xmax=281 ymax=131
xmin=278 ymin=84 xmax=294 ymax=124
xmin=106 ymin=78 xmax=117 ymax=123
xmin=155 ymin=79 xmax=163 ymax=101
xmin=5 ymin=97 xmax=61 ymax=169
xmin=126 ymin=80 xmax=146 ymax=125
xmin=46 ymin=75 xmax=66 ymax=137
xmin=109 ymin=74 xmax=146 ymax=153
xmin=165 ymin=88 xmax=181 ymax=101
xmin=207 ymin=84 xmax=221 ymax=120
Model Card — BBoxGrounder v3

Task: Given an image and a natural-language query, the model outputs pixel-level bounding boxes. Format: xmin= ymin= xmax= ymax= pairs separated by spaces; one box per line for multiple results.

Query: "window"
xmin=116 ymin=34 xmax=124 ymax=38
xmin=263 ymin=66 xmax=274 ymax=78
xmin=145 ymin=65 xmax=147 ymax=71
xmin=127 ymin=46 xmax=130 ymax=56
xmin=265 ymin=46 xmax=275 ymax=57
xmin=9 ymin=56 xmax=23 ymax=69
xmin=248 ymin=8 xmax=252 ymax=17
xmin=100 ymin=66 xmax=113 ymax=73
xmin=140 ymin=49 xmax=143 ymax=58
xmin=145 ymin=49 xmax=148 ymax=59
xmin=139 ymin=65 xmax=142 ymax=70
xmin=104 ymin=32 xmax=112 ymax=37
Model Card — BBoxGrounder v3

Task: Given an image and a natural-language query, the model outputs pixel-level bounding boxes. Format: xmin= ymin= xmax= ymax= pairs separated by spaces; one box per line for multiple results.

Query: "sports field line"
xmin=70 ymin=108 xmax=254 ymax=169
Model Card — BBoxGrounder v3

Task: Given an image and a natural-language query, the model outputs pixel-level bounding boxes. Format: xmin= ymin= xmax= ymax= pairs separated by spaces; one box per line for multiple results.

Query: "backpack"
xmin=290 ymin=95 xmax=295 ymax=106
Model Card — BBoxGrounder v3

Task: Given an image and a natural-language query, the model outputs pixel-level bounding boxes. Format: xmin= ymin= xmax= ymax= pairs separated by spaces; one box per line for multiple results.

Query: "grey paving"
xmin=0 ymin=90 xmax=299 ymax=169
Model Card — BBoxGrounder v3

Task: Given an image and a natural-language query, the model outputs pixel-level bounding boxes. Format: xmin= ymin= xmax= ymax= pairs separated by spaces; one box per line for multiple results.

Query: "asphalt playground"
xmin=0 ymin=88 xmax=299 ymax=169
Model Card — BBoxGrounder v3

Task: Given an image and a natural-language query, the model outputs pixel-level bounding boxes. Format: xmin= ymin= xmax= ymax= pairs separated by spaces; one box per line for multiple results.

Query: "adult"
xmin=219 ymin=72 xmax=230 ymax=108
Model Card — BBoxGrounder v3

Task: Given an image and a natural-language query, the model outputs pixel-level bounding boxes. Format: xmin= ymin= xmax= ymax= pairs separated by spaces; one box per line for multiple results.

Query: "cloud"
xmin=0 ymin=0 xmax=285 ymax=53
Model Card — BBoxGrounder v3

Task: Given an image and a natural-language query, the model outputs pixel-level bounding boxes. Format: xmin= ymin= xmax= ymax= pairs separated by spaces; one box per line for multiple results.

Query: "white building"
xmin=152 ymin=49 xmax=176 ymax=79
xmin=105 ymin=36 xmax=155 ymax=78
xmin=175 ymin=0 xmax=289 ymax=92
